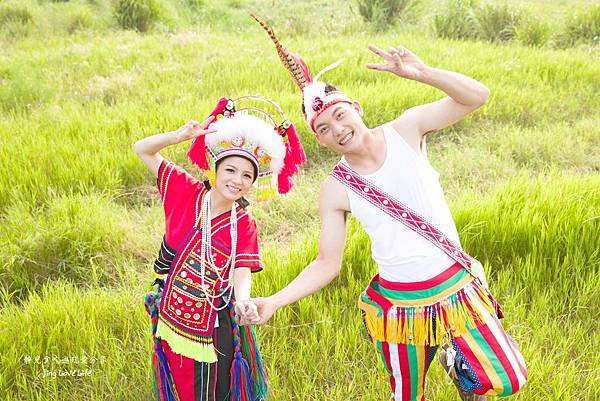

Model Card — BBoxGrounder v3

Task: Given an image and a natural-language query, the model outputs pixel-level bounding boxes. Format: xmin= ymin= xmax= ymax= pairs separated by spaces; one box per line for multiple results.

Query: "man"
xmin=247 ymin=16 xmax=528 ymax=401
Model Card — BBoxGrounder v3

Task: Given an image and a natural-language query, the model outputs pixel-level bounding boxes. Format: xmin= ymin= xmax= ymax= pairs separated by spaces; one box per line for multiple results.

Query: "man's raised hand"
xmin=366 ymin=44 xmax=426 ymax=81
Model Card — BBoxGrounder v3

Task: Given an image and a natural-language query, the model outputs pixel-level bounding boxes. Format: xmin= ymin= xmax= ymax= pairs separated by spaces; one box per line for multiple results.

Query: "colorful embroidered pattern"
xmin=154 ymin=162 xmax=262 ymax=363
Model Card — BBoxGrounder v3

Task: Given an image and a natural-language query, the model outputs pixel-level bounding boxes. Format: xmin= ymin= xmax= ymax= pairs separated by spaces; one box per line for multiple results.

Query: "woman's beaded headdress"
xmin=187 ymin=96 xmax=306 ymax=201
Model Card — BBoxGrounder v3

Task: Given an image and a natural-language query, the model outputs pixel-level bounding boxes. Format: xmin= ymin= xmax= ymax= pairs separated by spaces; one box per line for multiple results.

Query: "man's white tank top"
xmin=340 ymin=124 xmax=461 ymax=282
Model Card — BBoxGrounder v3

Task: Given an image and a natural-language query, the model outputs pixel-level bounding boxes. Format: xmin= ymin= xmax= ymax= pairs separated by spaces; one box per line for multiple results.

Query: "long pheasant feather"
xmin=250 ymin=13 xmax=312 ymax=90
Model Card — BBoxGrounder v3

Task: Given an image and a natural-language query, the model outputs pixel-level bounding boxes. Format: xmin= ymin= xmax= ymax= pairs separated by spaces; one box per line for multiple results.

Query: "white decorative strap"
xmin=331 ymin=162 xmax=474 ymax=272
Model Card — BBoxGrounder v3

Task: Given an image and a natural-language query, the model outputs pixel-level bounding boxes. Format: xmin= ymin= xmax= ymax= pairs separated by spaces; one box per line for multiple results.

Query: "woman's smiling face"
xmin=214 ymin=156 xmax=256 ymax=202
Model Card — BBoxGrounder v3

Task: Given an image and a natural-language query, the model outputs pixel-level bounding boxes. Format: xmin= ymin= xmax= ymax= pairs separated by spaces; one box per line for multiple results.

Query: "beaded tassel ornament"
xmin=145 ymin=289 xmax=180 ymax=401
xmin=229 ymin=305 xmax=269 ymax=401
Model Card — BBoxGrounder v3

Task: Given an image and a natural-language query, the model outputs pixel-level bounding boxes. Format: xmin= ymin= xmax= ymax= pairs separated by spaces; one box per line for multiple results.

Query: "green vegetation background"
xmin=0 ymin=0 xmax=598 ymax=400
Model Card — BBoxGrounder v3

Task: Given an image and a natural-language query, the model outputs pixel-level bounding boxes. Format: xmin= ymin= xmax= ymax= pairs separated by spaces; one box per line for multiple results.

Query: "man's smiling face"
xmin=313 ymin=102 xmax=367 ymax=153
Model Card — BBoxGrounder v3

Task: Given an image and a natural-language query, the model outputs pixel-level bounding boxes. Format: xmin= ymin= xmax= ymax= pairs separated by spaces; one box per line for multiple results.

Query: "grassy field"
xmin=0 ymin=0 xmax=599 ymax=400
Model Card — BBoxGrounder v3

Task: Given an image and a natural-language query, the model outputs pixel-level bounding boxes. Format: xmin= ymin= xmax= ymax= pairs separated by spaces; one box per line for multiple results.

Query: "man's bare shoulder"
xmin=386 ymin=109 xmax=422 ymax=152
xmin=319 ymin=175 xmax=350 ymax=213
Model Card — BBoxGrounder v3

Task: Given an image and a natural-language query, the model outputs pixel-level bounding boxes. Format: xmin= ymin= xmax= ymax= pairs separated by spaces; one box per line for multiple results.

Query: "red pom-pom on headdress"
xmin=277 ymin=121 xmax=306 ymax=194
xmin=187 ymin=97 xmax=229 ymax=170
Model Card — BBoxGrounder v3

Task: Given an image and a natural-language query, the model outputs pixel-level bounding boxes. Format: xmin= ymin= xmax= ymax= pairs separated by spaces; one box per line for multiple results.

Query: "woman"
xmin=134 ymin=96 xmax=305 ymax=401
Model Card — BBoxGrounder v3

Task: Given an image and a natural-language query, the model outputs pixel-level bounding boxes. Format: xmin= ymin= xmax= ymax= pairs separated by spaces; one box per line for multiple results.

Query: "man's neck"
xmin=342 ymin=126 xmax=386 ymax=174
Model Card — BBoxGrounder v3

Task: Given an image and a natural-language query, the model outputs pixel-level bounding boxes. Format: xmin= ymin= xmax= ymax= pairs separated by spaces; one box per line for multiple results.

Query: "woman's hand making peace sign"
xmin=172 ymin=116 xmax=218 ymax=143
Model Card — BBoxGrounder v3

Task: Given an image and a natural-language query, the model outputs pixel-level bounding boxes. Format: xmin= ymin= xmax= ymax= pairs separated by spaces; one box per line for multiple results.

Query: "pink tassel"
xmin=286 ymin=123 xmax=307 ymax=166
xmin=277 ymin=123 xmax=306 ymax=194
xmin=187 ymin=134 xmax=209 ymax=170
xmin=277 ymin=174 xmax=293 ymax=194
xmin=187 ymin=97 xmax=229 ymax=170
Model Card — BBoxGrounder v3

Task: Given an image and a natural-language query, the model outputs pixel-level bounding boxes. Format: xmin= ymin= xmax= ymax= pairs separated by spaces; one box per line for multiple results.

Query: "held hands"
xmin=248 ymin=297 xmax=278 ymax=325
xmin=172 ymin=116 xmax=217 ymax=143
xmin=234 ymin=300 xmax=260 ymax=326
xmin=366 ymin=44 xmax=427 ymax=81
xmin=234 ymin=297 xmax=278 ymax=326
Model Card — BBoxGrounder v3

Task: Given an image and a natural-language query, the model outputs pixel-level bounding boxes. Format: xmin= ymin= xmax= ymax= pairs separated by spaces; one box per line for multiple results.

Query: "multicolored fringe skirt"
xmin=358 ymin=262 xmax=502 ymax=346
xmin=145 ymin=289 xmax=269 ymax=401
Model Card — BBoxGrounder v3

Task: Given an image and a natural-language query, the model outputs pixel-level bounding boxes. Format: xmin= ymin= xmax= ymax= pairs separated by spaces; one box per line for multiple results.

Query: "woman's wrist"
xmin=166 ymin=130 xmax=183 ymax=145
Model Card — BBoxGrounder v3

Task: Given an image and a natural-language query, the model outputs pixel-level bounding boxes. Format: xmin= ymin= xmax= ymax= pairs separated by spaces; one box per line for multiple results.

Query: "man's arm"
xmin=251 ymin=177 xmax=349 ymax=324
xmin=366 ymin=45 xmax=489 ymax=143
xmin=393 ymin=68 xmax=490 ymax=136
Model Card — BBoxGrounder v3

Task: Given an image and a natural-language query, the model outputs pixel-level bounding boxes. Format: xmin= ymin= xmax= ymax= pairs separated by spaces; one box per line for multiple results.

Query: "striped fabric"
xmin=159 ymin=307 xmax=234 ymax=401
xmin=450 ymin=295 xmax=528 ymax=397
xmin=359 ymin=262 xmax=501 ymax=346
xmin=154 ymin=236 xmax=176 ymax=275
xmin=376 ymin=341 xmax=438 ymax=401
xmin=363 ymin=263 xmax=527 ymax=400
xmin=378 ymin=263 xmax=472 ymax=306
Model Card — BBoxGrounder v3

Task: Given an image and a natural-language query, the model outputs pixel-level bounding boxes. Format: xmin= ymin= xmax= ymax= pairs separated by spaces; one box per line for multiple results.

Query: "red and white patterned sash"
xmin=331 ymin=162 xmax=474 ymax=272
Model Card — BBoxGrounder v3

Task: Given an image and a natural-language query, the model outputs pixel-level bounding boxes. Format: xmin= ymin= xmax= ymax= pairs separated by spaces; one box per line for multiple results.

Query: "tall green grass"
xmin=1 ymin=1 xmax=598 ymax=399
xmin=114 ymin=0 xmax=163 ymax=32
xmin=356 ymin=0 xmax=417 ymax=31
xmin=1 ymin=174 xmax=598 ymax=400
xmin=0 ymin=193 xmax=151 ymax=302
xmin=0 ymin=31 xmax=598 ymax=211
xmin=0 ymin=282 xmax=150 ymax=399
xmin=432 ymin=0 xmax=600 ymax=47
xmin=556 ymin=4 xmax=600 ymax=47
xmin=0 ymin=27 xmax=597 ymax=295
xmin=1 ymin=0 xmax=598 ymax=48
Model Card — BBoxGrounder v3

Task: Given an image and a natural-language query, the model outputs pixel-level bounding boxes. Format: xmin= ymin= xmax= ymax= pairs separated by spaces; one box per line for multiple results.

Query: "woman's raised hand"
xmin=173 ymin=116 xmax=217 ymax=143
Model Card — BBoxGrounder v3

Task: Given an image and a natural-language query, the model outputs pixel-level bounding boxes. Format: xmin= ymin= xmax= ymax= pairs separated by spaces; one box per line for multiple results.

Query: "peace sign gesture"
xmin=366 ymin=44 xmax=427 ymax=81
xmin=173 ymin=116 xmax=218 ymax=143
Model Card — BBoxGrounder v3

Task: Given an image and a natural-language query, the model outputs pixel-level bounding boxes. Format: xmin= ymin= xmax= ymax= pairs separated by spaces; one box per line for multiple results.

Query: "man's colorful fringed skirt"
xmin=358 ymin=262 xmax=527 ymax=401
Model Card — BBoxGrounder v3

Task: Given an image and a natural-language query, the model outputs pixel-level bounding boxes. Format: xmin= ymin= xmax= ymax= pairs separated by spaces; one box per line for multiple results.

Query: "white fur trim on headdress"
xmin=303 ymin=83 xmax=352 ymax=132
xmin=205 ymin=114 xmax=286 ymax=175
xmin=301 ymin=59 xmax=352 ymax=132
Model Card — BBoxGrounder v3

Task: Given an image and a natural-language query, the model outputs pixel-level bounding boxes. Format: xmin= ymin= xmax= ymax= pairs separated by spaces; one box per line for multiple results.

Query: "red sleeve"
xmin=234 ymin=214 xmax=262 ymax=273
xmin=157 ymin=160 xmax=205 ymax=246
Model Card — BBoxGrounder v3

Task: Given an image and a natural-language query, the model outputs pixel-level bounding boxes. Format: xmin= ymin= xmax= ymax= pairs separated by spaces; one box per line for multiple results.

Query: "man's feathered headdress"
xmin=251 ymin=14 xmax=352 ymax=133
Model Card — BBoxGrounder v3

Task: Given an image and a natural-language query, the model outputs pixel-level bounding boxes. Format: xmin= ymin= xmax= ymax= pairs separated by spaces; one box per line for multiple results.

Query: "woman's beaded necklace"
xmin=197 ymin=190 xmax=238 ymax=311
